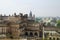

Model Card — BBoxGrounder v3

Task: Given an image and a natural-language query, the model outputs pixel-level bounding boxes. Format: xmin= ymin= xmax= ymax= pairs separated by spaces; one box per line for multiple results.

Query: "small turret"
xmin=0 ymin=14 xmax=2 ymax=20
xmin=14 ymin=13 xmax=16 ymax=17
xmin=0 ymin=14 xmax=2 ymax=17
xmin=9 ymin=14 xmax=10 ymax=16
xmin=19 ymin=13 xmax=23 ymax=17
xmin=24 ymin=14 xmax=28 ymax=18
xmin=33 ymin=14 xmax=35 ymax=20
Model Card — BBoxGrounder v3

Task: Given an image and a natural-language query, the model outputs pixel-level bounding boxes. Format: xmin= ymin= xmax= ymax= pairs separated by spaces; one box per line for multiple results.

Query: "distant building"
xmin=42 ymin=17 xmax=57 ymax=27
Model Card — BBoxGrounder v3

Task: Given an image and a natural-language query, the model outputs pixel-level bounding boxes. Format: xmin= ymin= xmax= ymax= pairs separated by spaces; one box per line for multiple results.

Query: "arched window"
xmin=57 ymin=38 xmax=59 ymax=40
xmin=34 ymin=32 xmax=38 ymax=36
xmin=10 ymin=36 xmax=13 ymax=39
xmin=30 ymin=32 xmax=33 ymax=37
xmin=49 ymin=37 xmax=52 ymax=40
xmin=39 ymin=31 xmax=42 ymax=37
xmin=25 ymin=32 xmax=28 ymax=36
xmin=53 ymin=38 xmax=55 ymax=40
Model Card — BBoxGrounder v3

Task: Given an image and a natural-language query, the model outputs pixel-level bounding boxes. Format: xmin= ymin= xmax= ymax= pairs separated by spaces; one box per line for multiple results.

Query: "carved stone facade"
xmin=0 ymin=13 xmax=42 ymax=39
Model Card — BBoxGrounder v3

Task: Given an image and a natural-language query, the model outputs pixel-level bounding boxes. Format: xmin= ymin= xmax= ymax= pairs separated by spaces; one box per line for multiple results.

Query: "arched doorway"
xmin=29 ymin=32 xmax=33 ymax=37
xmin=53 ymin=38 xmax=55 ymax=40
xmin=39 ymin=31 xmax=42 ymax=37
xmin=57 ymin=38 xmax=59 ymax=40
xmin=34 ymin=32 xmax=38 ymax=36
xmin=49 ymin=37 xmax=52 ymax=40
xmin=25 ymin=32 xmax=28 ymax=36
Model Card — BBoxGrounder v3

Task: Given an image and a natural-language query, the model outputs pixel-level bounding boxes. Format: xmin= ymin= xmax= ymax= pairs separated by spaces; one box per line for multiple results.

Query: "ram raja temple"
xmin=0 ymin=11 xmax=60 ymax=40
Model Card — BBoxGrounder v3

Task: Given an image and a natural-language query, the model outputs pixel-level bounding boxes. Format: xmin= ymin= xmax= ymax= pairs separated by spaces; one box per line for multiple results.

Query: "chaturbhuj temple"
xmin=0 ymin=12 xmax=60 ymax=40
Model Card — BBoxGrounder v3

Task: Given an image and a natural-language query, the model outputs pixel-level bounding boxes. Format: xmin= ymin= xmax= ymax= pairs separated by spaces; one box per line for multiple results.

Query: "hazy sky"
xmin=0 ymin=0 xmax=60 ymax=17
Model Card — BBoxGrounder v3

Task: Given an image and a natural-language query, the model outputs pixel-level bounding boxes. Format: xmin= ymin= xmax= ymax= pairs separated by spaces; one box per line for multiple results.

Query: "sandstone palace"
xmin=0 ymin=11 xmax=43 ymax=39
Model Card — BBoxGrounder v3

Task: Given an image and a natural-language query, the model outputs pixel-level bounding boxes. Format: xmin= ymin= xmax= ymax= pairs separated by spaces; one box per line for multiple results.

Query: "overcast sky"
xmin=0 ymin=0 xmax=60 ymax=17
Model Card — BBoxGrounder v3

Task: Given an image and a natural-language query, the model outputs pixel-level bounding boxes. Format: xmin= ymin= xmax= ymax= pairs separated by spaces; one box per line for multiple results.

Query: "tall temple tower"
xmin=29 ymin=11 xmax=32 ymax=19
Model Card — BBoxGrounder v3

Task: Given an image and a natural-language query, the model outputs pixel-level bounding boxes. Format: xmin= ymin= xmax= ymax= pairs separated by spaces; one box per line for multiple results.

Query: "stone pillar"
xmin=38 ymin=32 xmax=39 ymax=37
xmin=55 ymin=37 xmax=56 ymax=40
xmin=43 ymin=27 xmax=44 ymax=40
xmin=28 ymin=32 xmax=30 ymax=37
xmin=32 ymin=32 xmax=34 ymax=37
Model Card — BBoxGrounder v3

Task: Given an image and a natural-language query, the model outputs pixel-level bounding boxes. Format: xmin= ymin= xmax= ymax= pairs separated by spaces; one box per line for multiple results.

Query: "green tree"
xmin=57 ymin=20 xmax=60 ymax=27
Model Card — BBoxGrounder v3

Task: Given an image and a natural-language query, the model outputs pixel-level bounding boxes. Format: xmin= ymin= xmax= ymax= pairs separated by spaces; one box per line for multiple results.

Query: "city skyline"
xmin=0 ymin=0 xmax=60 ymax=17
